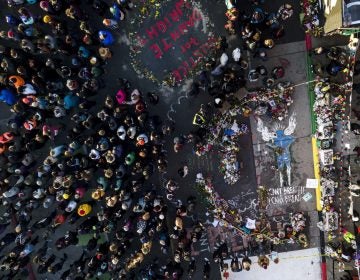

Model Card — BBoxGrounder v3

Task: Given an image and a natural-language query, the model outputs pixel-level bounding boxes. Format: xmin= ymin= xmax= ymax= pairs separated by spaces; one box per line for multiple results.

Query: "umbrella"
xmin=98 ymin=30 xmax=114 ymax=46
xmin=0 ymin=89 xmax=18 ymax=105
xmin=116 ymin=89 xmax=126 ymax=104
xmin=64 ymin=94 xmax=80 ymax=109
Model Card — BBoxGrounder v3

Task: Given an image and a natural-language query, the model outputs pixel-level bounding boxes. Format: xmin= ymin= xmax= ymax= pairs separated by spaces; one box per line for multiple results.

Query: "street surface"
xmin=0 ymin=0 xmax=337 ymax=279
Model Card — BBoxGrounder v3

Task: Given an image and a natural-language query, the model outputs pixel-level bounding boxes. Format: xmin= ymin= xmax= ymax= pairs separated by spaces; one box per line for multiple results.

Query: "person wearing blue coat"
xmin=64 ymin=94 xmax=80 ymax=110
xmin=98 ymin=30 xmax=114 ymax=46
xmin=0 ymin=88 xmax=18 ymax=105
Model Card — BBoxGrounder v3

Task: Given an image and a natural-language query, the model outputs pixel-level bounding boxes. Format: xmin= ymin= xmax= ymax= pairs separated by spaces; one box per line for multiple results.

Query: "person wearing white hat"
xmin=232 ymin=47 xmax=241 ymax=62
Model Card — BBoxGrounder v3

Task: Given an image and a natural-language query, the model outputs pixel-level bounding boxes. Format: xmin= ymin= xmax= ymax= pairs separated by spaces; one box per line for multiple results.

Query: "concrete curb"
xmin=312 ymin=137 xmax=322 ymax=212
xmin=304 ymin=32 xmax=328 ymax=280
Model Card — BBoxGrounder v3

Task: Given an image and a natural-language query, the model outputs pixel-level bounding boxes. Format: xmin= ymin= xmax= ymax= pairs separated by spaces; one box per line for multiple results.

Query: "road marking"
xmin=177 ymin=94 xmax=188 ymax=104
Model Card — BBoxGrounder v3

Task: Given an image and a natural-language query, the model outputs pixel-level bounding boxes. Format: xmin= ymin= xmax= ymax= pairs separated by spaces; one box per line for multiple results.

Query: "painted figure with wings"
xmin=257 ymin=113 xmax=296 ymax=187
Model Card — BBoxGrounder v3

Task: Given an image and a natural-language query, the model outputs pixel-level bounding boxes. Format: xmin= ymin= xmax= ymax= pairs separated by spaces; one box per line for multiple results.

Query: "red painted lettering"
xmin=146 ymin=26 xmax=159 ymax=40
xmin=178 ymin=22 xmax=188 ymax=35
xmin=169 ymin=9 xmax=181 ymax=22
xmin=182 ymin=60 xmax=190 ymax=70
xmin=185 ymin=1 xmax=192 ymax=9
xmin=189 ymin=37 xmax=200 ymax=46
xmin=193 ymin=49 xmax=204 ymax=58
xmin=161 ymin=38 xmax=173 ymax=52
xmin=156 ymin=21 xmax=167 ymax=33
xmin=172 ymin=70 xmax=182 ymax=82
xmin=187 ymin=15 xmax=194 ymax=27
xmin=175 ymin=0 xmax=184 ymax=15
xmin=189 ymin=56 xmax=196 ymax=67
xmin=170 ymin=30 xmax=181 ymax=42
xmin=150 ymin=43 xmax=163 ymax=59
xmin=178 ymin=65 xmax=187 ymax=76
xmin=200 ymin=43 xmax=209 ymax=54
xmin=163 ymin=17 xmax=172 ymax=27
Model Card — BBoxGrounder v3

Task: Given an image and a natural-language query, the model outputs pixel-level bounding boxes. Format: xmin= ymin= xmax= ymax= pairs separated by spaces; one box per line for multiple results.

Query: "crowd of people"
xmin=1 ymin=0 xmax=355 ymax=278
xmin=0 ymin=0 xmax=222 ymax=279
xmin=178 ymin=0 xmax=298 ymax=185
xmin=300 ymin=0 xmax=322 ymax=37
xmin=310 ymin=44 xmax=360 ymax=271
xmin=0 ymin=0 xmax=296 ymax=278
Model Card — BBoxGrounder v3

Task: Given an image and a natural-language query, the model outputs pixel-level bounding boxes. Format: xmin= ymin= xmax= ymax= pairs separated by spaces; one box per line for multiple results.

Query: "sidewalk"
xmin=306 ymin=34 xmax=360 ymax=279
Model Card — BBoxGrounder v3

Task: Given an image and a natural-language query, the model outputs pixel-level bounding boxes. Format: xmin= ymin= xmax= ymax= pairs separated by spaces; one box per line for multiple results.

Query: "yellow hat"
xmin=43 ymin=15 xmax=51 ymax=23
xmin=92 ymin=188 xmax=104 ymax=200
xmin=78 ymin=203 xmax=92 ymax=216
xmin=63 ymin=193 xmax=70 ymax=200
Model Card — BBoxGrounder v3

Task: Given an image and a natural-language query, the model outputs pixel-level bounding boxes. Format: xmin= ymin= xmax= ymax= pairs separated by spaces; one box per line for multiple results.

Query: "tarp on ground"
xmin=323 ymin=0 xmax=343 ymax=33
xmin=77 ymin=233 xmax=107 ymax=246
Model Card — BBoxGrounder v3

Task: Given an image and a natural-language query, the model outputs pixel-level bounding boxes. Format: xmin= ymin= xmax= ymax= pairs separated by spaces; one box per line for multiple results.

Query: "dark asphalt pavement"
xmin=0 ymin=0 xmax=315 ymax=279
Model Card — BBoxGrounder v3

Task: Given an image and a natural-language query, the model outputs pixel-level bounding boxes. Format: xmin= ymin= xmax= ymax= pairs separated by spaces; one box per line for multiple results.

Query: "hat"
xmin=71 ymin=58 xmax=80 ymax=66
xmin=135 ymin=103 xmax=145 ymax=112
xmin=264 ymin=39 xmax=274 ymax=48
xmin=175 ymin=217 xmax=183 ymax=229
xmin=99 ymin=47 xmax=111 ymax=58
xmin=106 ymin=196 xmax=117 ymax=207
xmin=142 ymin=212 xmax=150 ymax=220
xmin=8 ymin=30 xmax=17 ymax=40
xmin=103 ymin=19 xmax=111 ymax=26
xmin=23 ymin=119 xmax=36 ymax=130
xmin=15 ymin=224 xmax=21 ymax=233
xmin=63 ymin=193 xmax=70 ymax=200
xmin=43 ymin=15 xmax=51 ymax=23
xmin=253 ymin=32 xmax=260 ymax=41
xmin=111 ymin=257 xmax=119 ymax=265
xmin=40 ymin=1 xmax=49 ymax=9
xmin=22 ymin=96 xmax=32 ymax=104
xmin=104 ymin=169 xmax=113 ymax=178
xmin=109 ymin=243 xmax=118 ymax=252
xmin=123 ymin=222 xmax=130 ymax=231
xmin=90 ymin=56 xmax=98 ymax=65
xmin=159 ymin=213 xmax=165 ymax=220
xmin=91 ymin=189 xmax=104 ymax=200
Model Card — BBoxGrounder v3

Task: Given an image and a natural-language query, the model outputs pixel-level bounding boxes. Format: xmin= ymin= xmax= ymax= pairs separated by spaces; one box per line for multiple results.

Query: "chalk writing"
xmin=268 ymin=186 xmax=306 ymax=206
xmin=227 ymin=190 xmax=256 ymax=209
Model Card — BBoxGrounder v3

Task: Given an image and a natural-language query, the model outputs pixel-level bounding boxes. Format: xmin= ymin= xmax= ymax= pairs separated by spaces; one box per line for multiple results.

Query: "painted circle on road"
xmin=128 ymin=0 xmax=217 ymax=86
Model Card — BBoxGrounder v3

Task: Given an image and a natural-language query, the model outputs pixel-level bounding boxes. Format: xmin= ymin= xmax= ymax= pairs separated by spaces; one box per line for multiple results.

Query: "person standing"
xmin=203 ymin=258 xmax=210 ymax=279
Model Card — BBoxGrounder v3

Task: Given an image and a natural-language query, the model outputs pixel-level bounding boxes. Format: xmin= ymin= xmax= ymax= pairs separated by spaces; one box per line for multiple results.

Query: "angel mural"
xmin=257 ymin=113 xmax=296 ymax=187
